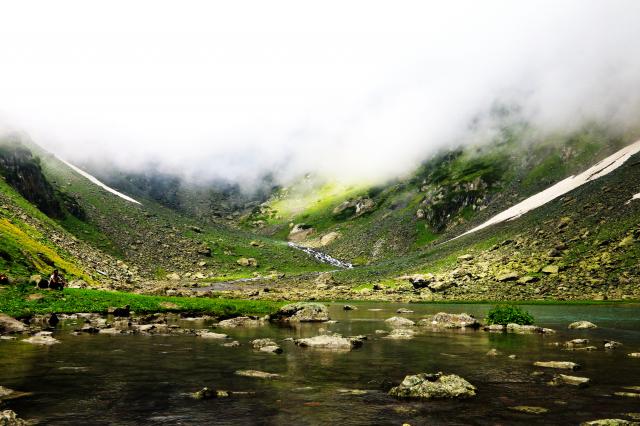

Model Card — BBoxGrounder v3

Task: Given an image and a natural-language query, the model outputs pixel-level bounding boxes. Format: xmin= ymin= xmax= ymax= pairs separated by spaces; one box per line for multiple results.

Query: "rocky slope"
xmin=2 ymin=124 xmax=640 ymax=301
xmin=0 ymin=136 xmax=331 ymax=291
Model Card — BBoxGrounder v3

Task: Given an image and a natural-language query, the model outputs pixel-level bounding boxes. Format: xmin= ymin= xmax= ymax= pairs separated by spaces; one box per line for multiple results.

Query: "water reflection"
xmin=1 ymin=302 xmax=639 ymax=425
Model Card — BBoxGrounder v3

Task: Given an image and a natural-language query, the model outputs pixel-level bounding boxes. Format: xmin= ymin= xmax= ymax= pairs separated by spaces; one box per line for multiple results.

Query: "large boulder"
xmin=217 ymin=316 xmax=264 ymax=328
xmin=295 ymin=334 xmax=363 ymax=350
xmin=0 ymin=314 xmax=26 ymax=334
xmin=320 ymin=232 xmax=340 ymax=246
xmin=272 ymin=303 xmax=329 ymax=322
xmin=288 ymin=224 xmax=315 ymax=242
xmin=332 ymin=197 xmax=375 ymax=218
xmin=389 ymin=373 xmax=476 ymax=399
xmin=402 ymin=273 xmax=435 ymax=289
xmin=417 ymin=312 xmax=480 ymax=329
xmin=568 ymin=321 xmax=597 ymax=329
xmin=236 ymin=257 xmax=258 ymax=267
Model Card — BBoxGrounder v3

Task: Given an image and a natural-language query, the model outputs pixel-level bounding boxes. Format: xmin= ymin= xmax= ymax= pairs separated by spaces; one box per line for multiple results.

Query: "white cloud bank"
xmin=0 ymin=0 xmax=639 ymax=186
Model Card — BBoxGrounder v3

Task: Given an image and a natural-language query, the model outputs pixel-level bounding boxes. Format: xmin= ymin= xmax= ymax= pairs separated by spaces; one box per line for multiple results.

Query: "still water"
xmin=2 ymin=303 xmax=640 ymax=425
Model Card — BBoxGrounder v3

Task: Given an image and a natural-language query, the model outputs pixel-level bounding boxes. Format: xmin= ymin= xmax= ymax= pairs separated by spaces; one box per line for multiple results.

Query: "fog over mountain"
xmin=0 ymin=0 xmax=639 ymax=186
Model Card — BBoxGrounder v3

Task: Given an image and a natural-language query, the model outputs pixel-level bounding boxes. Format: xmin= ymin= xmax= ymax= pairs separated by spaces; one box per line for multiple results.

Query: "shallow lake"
xmin=2 ymin=303 xmax=640 ymax=425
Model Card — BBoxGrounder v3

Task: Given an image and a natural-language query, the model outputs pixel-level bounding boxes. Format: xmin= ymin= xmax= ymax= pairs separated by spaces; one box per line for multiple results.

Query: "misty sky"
xmin=0 ymin=1 xmax=639 ymax=185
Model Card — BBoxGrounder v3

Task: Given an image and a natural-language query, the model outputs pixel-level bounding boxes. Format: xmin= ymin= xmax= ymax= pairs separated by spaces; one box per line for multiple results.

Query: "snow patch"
xmin=455 ymin=139 xmax=640 ymax=240
xmin=627 ymin=192 xmax=640 ymax=204
xmin=57 ymin=157 xmax=142 ymax=205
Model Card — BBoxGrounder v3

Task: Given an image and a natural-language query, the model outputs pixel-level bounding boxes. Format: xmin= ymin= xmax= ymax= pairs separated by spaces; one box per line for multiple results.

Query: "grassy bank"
xmin=0 ymin=285 xmax=284 ymax=318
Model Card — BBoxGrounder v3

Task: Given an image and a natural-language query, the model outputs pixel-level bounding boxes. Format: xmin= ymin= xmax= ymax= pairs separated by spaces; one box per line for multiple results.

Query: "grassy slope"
xmin=0 ymin=178 xmax=97 ymax=284
xmin=0 ymin=284 xmax=283 ymax=318
xmin=243 ymin=125 xmax=634 ymax=268
xmin=29 ymin=143 xmax=331 ymax=280
xmin=328 ymin=144 xmax=640 ymax=301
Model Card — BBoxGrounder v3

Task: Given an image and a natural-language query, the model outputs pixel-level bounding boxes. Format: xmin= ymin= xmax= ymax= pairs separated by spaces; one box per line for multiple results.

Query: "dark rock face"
xmin=0 ymin=141 xmax=64 ymax=219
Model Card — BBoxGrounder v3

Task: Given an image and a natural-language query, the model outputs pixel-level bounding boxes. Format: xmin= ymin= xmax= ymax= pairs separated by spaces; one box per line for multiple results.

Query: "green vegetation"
xmin=0 ymin=284 xmax=283 ymax=318
xmin=486 ymin=305 xmax=535 ymax=325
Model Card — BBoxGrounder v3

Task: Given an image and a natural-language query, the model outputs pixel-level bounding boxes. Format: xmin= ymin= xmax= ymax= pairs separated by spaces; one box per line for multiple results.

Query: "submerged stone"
xmin=384 ymin=328 xmax=416 ymax=340
xmin=197 ymin=331 xmax=228 ymax=339
xmin=509 ymin=406 xmax=549 ymax=414
xmin=549 ymin=374 xmax=590 ymax=387
xmin=534 ymin=361 xmax=580 ymax=370
xmin=0 ymin=387 xmax=32 ymax=402
xmin=234 ymin=370 xmax=280 ymax=379
xmin=191 ymin=387 xmax=230 ymax=400
xmin=385 ymin=316 xmax=415 ymax=328
xmin=22 ymin=332 xmax=60 ymax=346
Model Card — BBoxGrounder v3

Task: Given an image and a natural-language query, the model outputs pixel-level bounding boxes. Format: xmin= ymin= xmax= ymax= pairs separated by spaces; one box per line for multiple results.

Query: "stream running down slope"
xmin=287 ymin=242 xmax=353 ymax=269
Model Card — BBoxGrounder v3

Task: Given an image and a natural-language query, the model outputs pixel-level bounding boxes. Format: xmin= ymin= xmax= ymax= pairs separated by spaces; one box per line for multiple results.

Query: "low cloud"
xmin=0 ymin=0 xmax=639 ymax=187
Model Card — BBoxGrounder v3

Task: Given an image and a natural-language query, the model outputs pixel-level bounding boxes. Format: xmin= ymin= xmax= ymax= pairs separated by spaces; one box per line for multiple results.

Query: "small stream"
xmin=2 ymin=303 xmax=640 ymax=425
xmin=287 ymin=242 xmax=353 ymax=269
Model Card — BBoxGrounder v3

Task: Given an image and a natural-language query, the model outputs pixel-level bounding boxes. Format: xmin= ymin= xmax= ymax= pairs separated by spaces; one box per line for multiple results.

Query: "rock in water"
xmin=533 ymin=361 xmax=580 ymax=370
xmin=191 ymin=387 xmax=230 ymax=400
xmin=196 ymin=331 xmax=228 ymax=339
xmin=384 ymin=329 xmax=416 ymax=340
xmin=385 ymin=317 xmax=415 ymax=328
xmin=295 ymin=335 xmax=362 ymax=350
xmin=417 ymin=312 xmax=480 ymax=329
xmin=0 ymin=410 xmax=29 ymax=426
xmin=0 ymin=314 xmax=25 ymax=334
xmin=568 ymin=321 xmax=597 ymax=329
xmin=234 ymin=370 xmax=280 ymax=379
xmin=217 ymin=316 xmax=264 ymax=328
xmin=251 ymin=338 xmax=282 ymax=354
xmin=506 ymin=324 xmax=555 ymax=334
xmin=107 ymin=305 xmax=130 ymax=317
xmin=509 ymin=406 xmax=549 ymax=414
xmin=549 ymin=374 xmax=590 ymax=387
xmin=604 ymin=340 xmax=623 ymax=349
xmin=272 ymin=303 xmax=329 ymax=322
xmin=0 ymin=387 xmax=32 ymax=402
xmin=389 ymin=373 xmax=476 ymax=399
xmin=22 ymin=332 xmax=60 ymax=346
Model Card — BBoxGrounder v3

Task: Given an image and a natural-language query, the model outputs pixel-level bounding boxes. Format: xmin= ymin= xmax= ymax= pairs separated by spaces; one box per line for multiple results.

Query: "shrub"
xmin=486 ymin=305 xmax=534 ymax=325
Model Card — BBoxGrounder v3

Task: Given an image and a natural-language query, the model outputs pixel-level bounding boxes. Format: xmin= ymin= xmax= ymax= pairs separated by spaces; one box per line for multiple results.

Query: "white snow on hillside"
xmin=455 ymin=139 xmax=640 ymax=240
xmin=57 ymin=157 xmax=142 ymax=205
